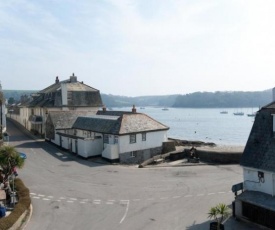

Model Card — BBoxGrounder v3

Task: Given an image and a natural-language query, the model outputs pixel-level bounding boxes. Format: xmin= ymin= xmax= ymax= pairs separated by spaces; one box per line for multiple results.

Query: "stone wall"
xmin=120 ymin=147 xmax=162 ymax=164
xmin=162 ymin=141 xmax=176 ymax=153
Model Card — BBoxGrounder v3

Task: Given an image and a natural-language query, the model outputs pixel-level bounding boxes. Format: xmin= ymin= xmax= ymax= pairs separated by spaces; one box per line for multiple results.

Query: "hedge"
xmin=0 ymin=178 xmax=31 ymax=230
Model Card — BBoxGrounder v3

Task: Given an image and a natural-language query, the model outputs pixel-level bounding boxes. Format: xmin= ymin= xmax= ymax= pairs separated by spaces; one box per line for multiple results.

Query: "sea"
xmin=113 ymin=107 xmax=259 ymax=146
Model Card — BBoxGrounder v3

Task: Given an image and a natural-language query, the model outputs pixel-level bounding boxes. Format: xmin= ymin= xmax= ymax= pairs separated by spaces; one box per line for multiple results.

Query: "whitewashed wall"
xmin=77 ymin=138 xmax=103 ymax=158
xmin=119 ymin=130 xmax=167 ymax=153
xmin=61 ymin=136 xmax=69 ymax=149
xmin=102 ymin=144 xmax=119 ymax=160
xmin=243 ymin=167 xmax=274 ymax=196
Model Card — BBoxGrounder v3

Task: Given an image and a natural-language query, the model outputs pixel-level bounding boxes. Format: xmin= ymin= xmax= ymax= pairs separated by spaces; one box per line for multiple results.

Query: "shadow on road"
xmin=7 ymin=119 xmax=109 ymax=168
xmin=186 ymin=220 xmax=212 ymax=230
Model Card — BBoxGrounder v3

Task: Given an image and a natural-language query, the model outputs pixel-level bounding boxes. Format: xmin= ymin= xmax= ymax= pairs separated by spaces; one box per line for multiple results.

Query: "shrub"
xmin=0 ymin=178 xmax=31 ymax=230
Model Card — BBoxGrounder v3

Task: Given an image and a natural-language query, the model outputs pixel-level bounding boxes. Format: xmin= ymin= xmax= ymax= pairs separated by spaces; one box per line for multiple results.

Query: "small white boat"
xmin=233 ymin=112 xmax=244 ymax=116
xmin=247 ymin=113 xmax=256 ymax=117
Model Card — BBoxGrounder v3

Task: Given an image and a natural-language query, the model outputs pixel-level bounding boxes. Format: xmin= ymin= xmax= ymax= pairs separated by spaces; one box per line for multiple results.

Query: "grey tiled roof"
xmin=236 ymin=190 xmax=275 ymax=212
xmin=240 ymin=106 xmax=275 ymax=172
xmin=72 ymin=112 xmax=169 ymax=135
xmin=28 ymin=78 xmax=102 ymax=108
xmin=48 ymin=111 xmax=96 ymax=129
xmin=73 ymin=116 xmax=121 ymax=134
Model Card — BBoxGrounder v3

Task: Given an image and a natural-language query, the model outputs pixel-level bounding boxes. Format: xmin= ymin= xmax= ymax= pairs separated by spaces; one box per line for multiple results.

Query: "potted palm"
xmin=208 ymin=203 xmax=230 ymax=230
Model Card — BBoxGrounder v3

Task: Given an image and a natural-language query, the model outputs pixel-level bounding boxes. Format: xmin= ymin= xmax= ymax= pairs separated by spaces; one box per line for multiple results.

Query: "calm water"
xmin=114 ymin=107 xmax=258 ymax=146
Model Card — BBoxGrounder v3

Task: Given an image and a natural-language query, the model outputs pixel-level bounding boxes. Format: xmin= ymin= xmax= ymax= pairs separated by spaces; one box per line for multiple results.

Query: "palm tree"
xmin=208 ymin=203 xmax=230 ymax=230
xmin=0 ymin=145 xmax=25 ymax=181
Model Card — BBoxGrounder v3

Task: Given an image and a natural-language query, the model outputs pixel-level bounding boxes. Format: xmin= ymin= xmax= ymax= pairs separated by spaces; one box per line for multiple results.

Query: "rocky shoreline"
xmin=168 ymin=137 xmax=217 ymax=147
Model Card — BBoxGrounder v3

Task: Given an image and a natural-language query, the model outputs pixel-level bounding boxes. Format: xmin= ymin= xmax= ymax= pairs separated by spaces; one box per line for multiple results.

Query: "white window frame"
xmin=104 ymin=134 xmax=109 ymax=144
xmin=114 ymin=135 xmax=118 ymax=144
xmin=142 ymin=132 xmax=146 ymax=141
xmin=130 ymin=134 xmax=136 ymax=144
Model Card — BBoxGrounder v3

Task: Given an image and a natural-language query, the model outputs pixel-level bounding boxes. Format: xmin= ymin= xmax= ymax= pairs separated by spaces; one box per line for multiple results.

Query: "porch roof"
xmin=236 ymin=190 xmax=275 ymax=212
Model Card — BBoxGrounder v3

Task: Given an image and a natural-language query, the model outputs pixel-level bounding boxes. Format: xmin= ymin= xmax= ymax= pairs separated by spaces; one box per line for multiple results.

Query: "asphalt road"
xmin=7 ymin=119 xmax=244 ymax=230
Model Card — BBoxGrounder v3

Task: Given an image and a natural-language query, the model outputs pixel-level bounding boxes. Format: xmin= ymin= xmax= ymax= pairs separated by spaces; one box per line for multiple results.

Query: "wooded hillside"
xmin=3 ymin=89 xmax=272 ymax=108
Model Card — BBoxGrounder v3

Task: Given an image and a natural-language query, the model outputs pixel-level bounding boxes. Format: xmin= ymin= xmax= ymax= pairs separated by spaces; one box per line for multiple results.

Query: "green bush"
xmin=0 ymin=178 xmax=31 ymax=230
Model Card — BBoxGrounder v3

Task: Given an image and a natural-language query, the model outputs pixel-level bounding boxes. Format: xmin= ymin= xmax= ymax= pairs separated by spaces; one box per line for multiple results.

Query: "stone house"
xmin=10 ymin=74 xmax=102 ymax=136
xmin=46 ymin=106 xmax=169 ymax=164
xmin=233 ymin=89 xmax=275 ymax=229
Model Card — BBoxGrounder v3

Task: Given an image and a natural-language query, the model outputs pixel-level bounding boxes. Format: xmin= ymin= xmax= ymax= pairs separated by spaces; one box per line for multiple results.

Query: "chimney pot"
xmin=70 ymin=73 xmax=77 ymax=82
xmin=102 ymin=105 xmax=106 ymax=112
xmin=55 ymin=76 xmax=59 ymax=84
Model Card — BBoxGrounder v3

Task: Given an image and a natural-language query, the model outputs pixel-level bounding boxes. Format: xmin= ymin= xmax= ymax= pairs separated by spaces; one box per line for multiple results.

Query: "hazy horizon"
xmin=1 ymin=1 xmax=275 ymax=96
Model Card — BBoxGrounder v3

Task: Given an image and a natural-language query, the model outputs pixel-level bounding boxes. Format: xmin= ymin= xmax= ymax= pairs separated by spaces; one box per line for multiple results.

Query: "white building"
xmin=45 ymin=106 xmax=169 ymax=164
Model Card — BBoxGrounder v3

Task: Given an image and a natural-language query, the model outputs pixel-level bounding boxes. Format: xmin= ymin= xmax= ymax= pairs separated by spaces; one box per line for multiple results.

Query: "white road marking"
xmin=30 ymin=193 xmax=36 ymax=195
xmin=120 ymin=200 xmax=130 ymax=224
xmin=160 ymin=197 xmax=169 ymax=200
xmin=59 ymin=197 xmax=66 ymax=200
xmin=208 ymin=193 xmax=215 ymax=195
xmin=32 ymin=197 xmax=40 ymax=199
xmin=197 ymin=194 xmax=204 ymax=196
xmin=38 ymin=194 xmax=45 ymax=197
xmin=69 ymin=198 xmax=77 ymax=201
xmin=43 ymin=198 xmax=51 ymax=201
xmin=47 ymin=196 xmax=54 ymax=198
xmin=173 ymin=196 xmax=181 ymax=199
xmin=218 ymin=192 xmax=226 ymax=194
xmin=67 ymin=200 xmax=74 ymax=203
xmin=93 ymin=200 xmax=101 ymax=204
xmin=184 ymin=195 xmax=193 ymax=197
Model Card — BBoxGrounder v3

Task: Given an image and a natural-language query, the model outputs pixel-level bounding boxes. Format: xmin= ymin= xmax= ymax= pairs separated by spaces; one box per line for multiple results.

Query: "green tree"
xmin=0 ymin=145 xmax=24 ymax=180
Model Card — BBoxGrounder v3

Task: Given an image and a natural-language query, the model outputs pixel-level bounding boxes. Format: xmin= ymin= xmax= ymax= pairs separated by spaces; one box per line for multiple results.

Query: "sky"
xmin=1 ymin=0 xmax=275 ymax=97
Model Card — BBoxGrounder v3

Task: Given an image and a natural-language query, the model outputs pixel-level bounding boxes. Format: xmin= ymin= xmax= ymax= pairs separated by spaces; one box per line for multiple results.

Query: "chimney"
xmin=55 ymin=76 xmax=59 ymax=84
xmin=70 ymin=73 xmax=77 ymax=82
xmin=132 ymin=105 xmax=136 ymax=113
xmin=102 ymin=105 xmax=106 ymax=112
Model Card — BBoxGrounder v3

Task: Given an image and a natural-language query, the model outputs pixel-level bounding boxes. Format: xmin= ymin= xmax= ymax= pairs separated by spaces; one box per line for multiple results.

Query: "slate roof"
xmin=48 ymin=111 xmax=96 ymax=129
xmin=72 ymin=111 xmax=169 ymax=135
xmin=240 ymin=103 xmax=275 ymax=172
xmin=236 ymin=190 xmax=275 ymax=212
xmin=28 ymin=76 xmax=102 ymax=108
